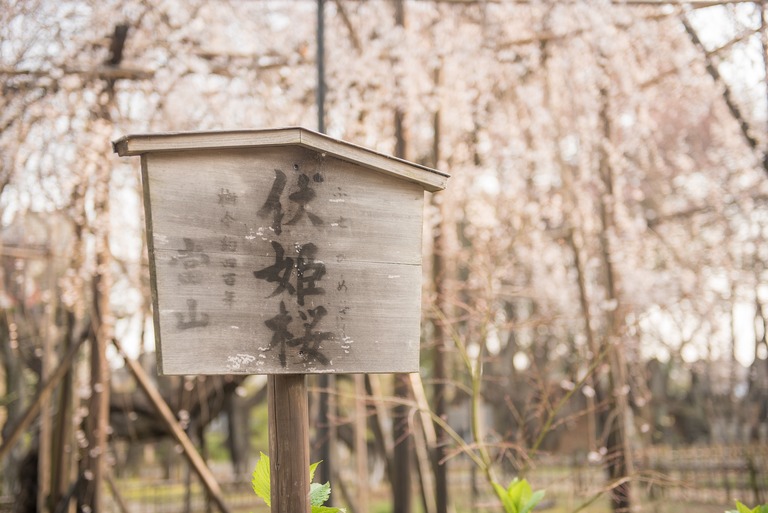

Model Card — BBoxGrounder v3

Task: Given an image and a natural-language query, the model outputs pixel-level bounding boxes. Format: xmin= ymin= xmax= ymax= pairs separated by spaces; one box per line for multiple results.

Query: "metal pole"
xmin=393 ymin=2 xmax=413 ymax=510
xmin=315 ymin=0 xmax=334 ymax=499
xmin=317 ymin=0 xmax=326 ymax=134
xmin=761 ymin=0 xmax=768 ymax=171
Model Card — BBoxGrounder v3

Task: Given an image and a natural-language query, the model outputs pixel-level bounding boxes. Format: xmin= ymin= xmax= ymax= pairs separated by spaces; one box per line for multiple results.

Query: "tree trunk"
xmin=595 ymin=79 xmax=632 ymax=513
xmin=225 ymin=391 xmax=252 ymax=477
xmin=393 ymin=373 xmax=413 ymax=513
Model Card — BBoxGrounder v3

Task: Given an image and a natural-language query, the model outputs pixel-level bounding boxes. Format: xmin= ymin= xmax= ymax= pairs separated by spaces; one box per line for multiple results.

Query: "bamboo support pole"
xmin=354 ymin=374 xmax=369 ymax=513
xmin=112 ymin=339 xmax=232 ymax=513
xmin=37 ymin=259 xmax=54 ymax=513
xmin=105 ymin=472 xmax=131 ymax=513
xmin=0 ymin=334 xmax=86 ymax=463
xmin=410 ymin=373 xmax=437 ymax=513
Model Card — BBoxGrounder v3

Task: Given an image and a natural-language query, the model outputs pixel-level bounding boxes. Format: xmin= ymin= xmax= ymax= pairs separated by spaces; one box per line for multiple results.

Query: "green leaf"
xmin=734 ymin=501 xmax=760 ymax=513
xmin=309 ymin=460 xmax=321 ymax=482
xmin=312 ymin=506 xmax=346 ymax=513
xmin=251 ymin=452 xmax=271 ymax=507
xmin=253 ymin=455 xmax=342 ymax=511
xmin=505 ymin=477 xmax=519 ymax=494
xmin=492 ymin=482 xmax=518 ymax=513
xmin=520 ymin=489 xmax=546 ymax=513
xmin=310 ymin=482 xmax=332 ymax=507
xmin=509 ymin=478 xmax=532 ymax=507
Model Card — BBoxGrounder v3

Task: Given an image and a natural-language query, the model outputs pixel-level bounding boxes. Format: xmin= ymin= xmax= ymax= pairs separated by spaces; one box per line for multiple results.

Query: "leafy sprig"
xmin=491 ymin=478 xmax=545 ymax=513
xmin=726 ymin=501 xmax=768 ymax=513
xmin=251 ymin=452 xmax=345 ymax=513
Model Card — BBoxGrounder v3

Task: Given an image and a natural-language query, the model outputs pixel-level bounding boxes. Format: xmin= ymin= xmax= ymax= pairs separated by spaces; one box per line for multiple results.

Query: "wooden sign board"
xmin=114 ymin=128 xmax=448 ymax=375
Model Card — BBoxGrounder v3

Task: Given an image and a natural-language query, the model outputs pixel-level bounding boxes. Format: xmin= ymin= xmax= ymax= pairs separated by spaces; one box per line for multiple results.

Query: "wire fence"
xmin=1 ymin=444 xmax=765 ymax=513
xmin=454 ymin=444 xmax=768 ymax=512
xmin=109 ymin=479 xmax=261 ymax=513
xmin=637 ymin=444 xmax=767 ymax=506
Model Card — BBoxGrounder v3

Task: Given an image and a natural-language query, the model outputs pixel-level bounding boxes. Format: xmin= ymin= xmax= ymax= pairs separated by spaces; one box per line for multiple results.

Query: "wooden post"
xmin=268 ymin=375 xmax=310 ymax=513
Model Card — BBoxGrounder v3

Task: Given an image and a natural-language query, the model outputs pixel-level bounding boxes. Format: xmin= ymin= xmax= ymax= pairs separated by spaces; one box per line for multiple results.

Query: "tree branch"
xmin=681 ymin=15 xmax=767 ymax=176
xmin=334 ymin=0 xmax=362 ymax=53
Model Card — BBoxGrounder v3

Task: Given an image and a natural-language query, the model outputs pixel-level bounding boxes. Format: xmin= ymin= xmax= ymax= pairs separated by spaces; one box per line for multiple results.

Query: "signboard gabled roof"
xmin=113 ymin=127 xmax=449 ymax=192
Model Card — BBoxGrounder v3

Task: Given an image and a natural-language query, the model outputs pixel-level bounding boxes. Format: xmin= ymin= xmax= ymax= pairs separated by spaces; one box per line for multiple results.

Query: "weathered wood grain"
xmin=142 ymin=145 xmax=426 ymax=375
xmin=115 ymin=127 xmax=448 ymax=191
xmin=153 ymin=257 xmax=422 ymax=374
xmin=145 ymin=147 xmax=424 ymax=265
xmin=116 ymin=127 xmax=301 ymax=155
xmin=268 ymin=374 xmax=310 ymax=513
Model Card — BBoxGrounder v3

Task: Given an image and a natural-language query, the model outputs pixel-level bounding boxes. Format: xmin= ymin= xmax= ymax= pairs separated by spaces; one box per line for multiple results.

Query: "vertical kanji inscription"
xmin=254 ymin=163 xmax=335 ymax=367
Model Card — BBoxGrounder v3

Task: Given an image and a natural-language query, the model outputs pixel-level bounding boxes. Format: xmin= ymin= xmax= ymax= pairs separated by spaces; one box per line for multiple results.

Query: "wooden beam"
xmin=105 ymin=472 xmax=131 ymax=513
xmin=0 ymin=245 xmax=51 ymax=260
xmin=0 ymin=67 xmax=152 ymax=81
xmin=111 ymin=339 xmax=232 ymax=513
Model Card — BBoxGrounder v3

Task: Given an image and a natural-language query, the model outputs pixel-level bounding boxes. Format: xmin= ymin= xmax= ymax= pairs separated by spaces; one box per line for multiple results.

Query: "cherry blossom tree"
xmin=1 ymin=1 xmax=767 ymax=513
